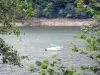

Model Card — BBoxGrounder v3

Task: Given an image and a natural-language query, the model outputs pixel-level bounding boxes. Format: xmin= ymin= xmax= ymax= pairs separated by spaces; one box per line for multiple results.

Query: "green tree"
xmin=0 ymin=0 xmax=33 ymax=66
xmin=70 ymin=0 xmax=100 ymax=74
xmin=31 ymin=0 xmax=94 ymax=18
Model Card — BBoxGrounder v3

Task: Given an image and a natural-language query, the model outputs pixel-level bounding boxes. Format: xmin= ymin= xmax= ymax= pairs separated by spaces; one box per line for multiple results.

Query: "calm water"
xmin=0 ymin=27 xmax=94 ymax=75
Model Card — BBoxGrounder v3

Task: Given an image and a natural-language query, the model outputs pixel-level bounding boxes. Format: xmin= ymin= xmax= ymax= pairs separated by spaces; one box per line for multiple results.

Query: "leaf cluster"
xmin=29 ymin=54 xmax=87 ymax=75
xmin=0 ymin=38 xmax=21 ymax=66
xmin=0 ymin=0 xmax=33 ymax=34
xmin=70 ymin=22 xmax=100 ymax=74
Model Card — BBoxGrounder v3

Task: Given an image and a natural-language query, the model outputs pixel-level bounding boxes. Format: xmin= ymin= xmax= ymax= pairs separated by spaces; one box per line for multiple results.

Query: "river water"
xmin=0 ymin=27 xmax=95 ymax=75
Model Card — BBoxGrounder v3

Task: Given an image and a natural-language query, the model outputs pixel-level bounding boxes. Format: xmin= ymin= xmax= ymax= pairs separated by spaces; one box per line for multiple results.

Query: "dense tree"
xmin=31 ymin=0 xmax=95 ymax=18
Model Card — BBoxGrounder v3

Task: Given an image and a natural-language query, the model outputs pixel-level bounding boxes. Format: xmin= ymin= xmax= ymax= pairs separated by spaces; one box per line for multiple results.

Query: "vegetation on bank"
xmin=30 ymin=0 xmax=100 ymax=18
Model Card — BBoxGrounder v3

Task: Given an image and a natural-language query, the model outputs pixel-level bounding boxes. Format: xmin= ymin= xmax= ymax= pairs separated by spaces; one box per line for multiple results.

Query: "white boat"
xmin=45 ymin=44 xmax=63 ymax=51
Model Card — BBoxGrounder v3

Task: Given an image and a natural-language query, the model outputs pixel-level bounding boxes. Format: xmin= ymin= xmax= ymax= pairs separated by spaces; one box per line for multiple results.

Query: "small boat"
xmin=45 ymin=44 xmax=63 ymax=51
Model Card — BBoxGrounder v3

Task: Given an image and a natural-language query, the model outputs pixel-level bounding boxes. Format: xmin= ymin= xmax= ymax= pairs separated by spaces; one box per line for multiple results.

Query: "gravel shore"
xmin=14 ymin=18 xmax=98 ymax=27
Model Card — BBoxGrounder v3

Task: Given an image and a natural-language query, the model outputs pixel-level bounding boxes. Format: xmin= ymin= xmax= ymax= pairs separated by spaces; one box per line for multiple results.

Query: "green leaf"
xmin=81 ymin=66 xmax=85 ymax=70
xmin=13 ymin=29 xmax=21 ymax=36
xmin=91 ymin=39 xmax=96 ymax=44
xmin=71 ymin=67 xmax=77 ymax=72
xmin=80 ymin=26 xmax=85 ymax=29
xmin=39 ymin=69 xmax=46 ymax=73
xmin=36 ymin=61 xmax=42 ymax=66
xmin=80 ymin=35 xmax=86 ymax=39
xmin=73 ymin=36 xmax=78 ymax=39
xmin=90 ymin=66 xmax=98 ymax=73
xmin=68 ymin=71 xmax=73 ymax=75
xmin=96 ymin=55 xmax=100 ymax=58
xmin=39 ymin=73 xmax=45 ymax=75
xmin=43 ymin=60 xmax=48 ymax=65
xmin=28 ymin=64 xmax=35 ymax=72
xmin=86 ymin=47 xmax=91 ymax=51
xmin=73 ymin=72 xmax=81 ymax=75
xmin=41 ymin=64 xmax=48 ymax=69
xmin=47 ymin=68 xmax=54 ymax=75
xmin=86 ymin=38 xmax=91 ymax=44
xmin=50 ymin=63 xmax=54 ymax=67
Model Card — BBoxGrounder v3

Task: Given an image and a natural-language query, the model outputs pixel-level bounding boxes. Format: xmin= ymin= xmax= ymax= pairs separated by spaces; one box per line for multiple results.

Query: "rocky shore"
xmin=2 ymin=18 xmax=98 ymax=27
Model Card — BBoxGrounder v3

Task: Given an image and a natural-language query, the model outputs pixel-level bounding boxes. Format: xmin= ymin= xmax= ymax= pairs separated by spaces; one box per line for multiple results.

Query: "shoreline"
xmin=0 ymin=18 xmax=98 ymax=27
xmin=17 ymin=18 xmax=98 ymax=27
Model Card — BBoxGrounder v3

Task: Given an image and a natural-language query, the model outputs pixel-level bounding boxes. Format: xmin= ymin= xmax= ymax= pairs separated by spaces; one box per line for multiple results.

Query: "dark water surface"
xmin=0 ymin=27 xmax=95 ymax=75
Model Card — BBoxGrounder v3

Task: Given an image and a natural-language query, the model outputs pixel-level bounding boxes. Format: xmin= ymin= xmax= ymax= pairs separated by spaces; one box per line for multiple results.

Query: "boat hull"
xmin=45 ymin=47 xmax=63 ymax=51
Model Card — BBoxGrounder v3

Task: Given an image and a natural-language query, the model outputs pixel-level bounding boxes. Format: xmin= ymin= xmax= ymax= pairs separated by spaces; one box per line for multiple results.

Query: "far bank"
xmin=1 ymin=18 xmax=97 ymax=27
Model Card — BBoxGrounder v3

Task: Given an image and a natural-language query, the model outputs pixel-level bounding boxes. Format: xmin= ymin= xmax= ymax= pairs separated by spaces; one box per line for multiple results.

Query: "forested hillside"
xmin=30 ymin=0 xmax=99 ymax=18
